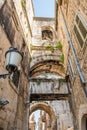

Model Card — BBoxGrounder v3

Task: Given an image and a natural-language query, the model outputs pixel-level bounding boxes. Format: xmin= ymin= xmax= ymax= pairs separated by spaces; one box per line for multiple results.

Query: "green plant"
xmin=60 ymin=54 xmax=64 ymax=63
xmin=30 ymin=44 xmax=34 ymax=50
xmin=45 ymin=45 xmax=54 ymax=53
xmin=56 ymin=41 xmax=62 ymax=50
xmin=29 ymin=56 xmax=32 ymax=61
xmin=21 ymin=0 xmax=26 ymax=9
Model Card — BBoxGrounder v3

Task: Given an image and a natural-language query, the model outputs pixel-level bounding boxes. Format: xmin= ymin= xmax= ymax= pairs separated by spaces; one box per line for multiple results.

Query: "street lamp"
xmin=0 ymin=98 xmax=9 ymax=108
xmin=0 ymin=47 xmax=23 ymax=78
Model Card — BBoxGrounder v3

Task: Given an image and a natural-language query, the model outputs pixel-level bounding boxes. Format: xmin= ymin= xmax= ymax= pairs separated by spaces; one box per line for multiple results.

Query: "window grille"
xmin=12 ymin=70 xmax=20 ymax=88
xmin=74 ymin=11 xmax=87 ymax=48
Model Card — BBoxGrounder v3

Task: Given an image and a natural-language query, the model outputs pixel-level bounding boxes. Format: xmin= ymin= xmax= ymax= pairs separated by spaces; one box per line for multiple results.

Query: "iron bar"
xmin=0 ymin=73 xmax=10 ymax=79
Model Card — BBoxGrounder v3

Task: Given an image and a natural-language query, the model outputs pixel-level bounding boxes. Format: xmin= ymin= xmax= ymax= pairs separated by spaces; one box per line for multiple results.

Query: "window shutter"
xmin=74 ymin=11 xmax=87 ymax=48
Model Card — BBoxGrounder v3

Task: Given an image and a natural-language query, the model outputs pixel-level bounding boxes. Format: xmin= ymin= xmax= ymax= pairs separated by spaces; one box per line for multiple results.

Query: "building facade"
xmin=0 ymin=0 xmax=33 ymax=129
xmin=56 ymin=0 xmax=87 ymax=130
xmin=0 ymin=0 xmax=87 ymax=130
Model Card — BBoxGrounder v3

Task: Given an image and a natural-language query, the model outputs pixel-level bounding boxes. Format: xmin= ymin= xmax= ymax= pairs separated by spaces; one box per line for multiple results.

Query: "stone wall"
xmin=13 ymin=0 xmax=33 ymax=49
xmin=30 ymin=79 xmax=68 ymax=94
xmin=57 ymin=0 xmax=87 ymax=129
xmin=32 ymin=17 xmax=56 ymax=45
xmin=0 ymin=0 xmax=30 ymax=129
xmin=29 ymin=101 xmax=73 ymax=130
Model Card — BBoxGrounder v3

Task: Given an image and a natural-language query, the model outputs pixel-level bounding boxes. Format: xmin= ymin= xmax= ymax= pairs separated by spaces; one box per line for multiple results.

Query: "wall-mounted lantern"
xmin=0 ymin=47 xmax=23 ymax=78
xmin=0 ymin=98 xmax=9 ymax=108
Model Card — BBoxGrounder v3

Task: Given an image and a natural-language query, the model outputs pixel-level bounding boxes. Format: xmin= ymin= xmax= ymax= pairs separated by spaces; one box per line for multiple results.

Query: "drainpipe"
xmin=60 ymin=7 xmax=86 ymax=93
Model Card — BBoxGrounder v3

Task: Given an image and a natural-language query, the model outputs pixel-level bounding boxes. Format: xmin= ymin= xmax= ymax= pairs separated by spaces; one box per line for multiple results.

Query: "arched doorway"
xmin=29 ymin=102 xmax=57 ymax=130
xmin=79 ymin=104 xmax=87 ymax=130
xmin=29 ymin=109 xmax=51 ymax=130
xmin=81 ymin=114 xmax=87 ymax=130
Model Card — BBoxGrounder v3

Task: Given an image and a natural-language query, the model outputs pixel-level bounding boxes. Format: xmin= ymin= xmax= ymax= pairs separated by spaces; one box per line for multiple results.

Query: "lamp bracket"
xmin=0 ymin=73 xmax=11 ymax=79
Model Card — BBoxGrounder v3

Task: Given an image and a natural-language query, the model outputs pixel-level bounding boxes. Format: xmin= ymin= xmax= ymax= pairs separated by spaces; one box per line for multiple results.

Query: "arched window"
xmin=81 ymin=114 xmax=87 ymax=130
xmin=42 ymin=30 xmax=53 ymax=41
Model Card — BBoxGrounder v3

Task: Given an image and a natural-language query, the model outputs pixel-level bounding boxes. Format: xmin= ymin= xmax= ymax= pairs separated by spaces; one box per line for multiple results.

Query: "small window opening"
xmin=42 ymin=30 xmax=53 ymax=41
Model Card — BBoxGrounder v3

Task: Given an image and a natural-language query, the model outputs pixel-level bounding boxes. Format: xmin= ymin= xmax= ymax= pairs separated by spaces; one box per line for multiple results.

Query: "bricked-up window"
xmin=81 ymin=114 xmax=87 ymax=130
xmin=12 ymin=70 xmax=20 ymax=88
xmin=74 ymin=11 xmax=87 ymax=48
xmin=0 ymin=2 xmax=15 ymax=45
xmin=42 ymin=30 xmax=53 ymax=41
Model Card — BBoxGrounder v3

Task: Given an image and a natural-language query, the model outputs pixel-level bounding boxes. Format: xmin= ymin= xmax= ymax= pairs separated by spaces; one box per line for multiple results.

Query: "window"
xmin=12 ymin=70 xmax=20 ymax=88
xmin=86 ymin=118 xmax=87 ymax=130
xmin=81 ymin=115 xmax=87 ymax=130
xmin=74 ymin=11 xmax=87 ymax=48
xmin=42 ymin=30 xmax=53 ymax=41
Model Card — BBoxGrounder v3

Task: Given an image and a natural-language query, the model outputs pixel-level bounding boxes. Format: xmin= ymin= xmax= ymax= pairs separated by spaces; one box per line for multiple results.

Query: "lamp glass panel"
xmin=6 ymin=51 xmax=22 ymax=67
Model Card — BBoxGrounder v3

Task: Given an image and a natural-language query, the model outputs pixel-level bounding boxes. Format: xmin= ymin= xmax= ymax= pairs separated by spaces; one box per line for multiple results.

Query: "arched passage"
xmin=81 ymin=114 xmax=87 ymax=130
xmin=79 ymin=104 xmax=87 ymax=130
xmin=30 ymin=60 xmax=65 ymax=77
xmin=29 ymin=102 xmax=57 ymax=130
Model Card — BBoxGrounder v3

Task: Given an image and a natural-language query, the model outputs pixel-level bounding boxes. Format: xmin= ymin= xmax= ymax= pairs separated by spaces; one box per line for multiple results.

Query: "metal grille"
xmin=74 ymin=12 xmax=87 ymax=48
xmin=12 ymin=70 xmax=20 ymax=88
xmin=79 ymin=20 xmax=87 ymax=38
xmin=76 ymin=15 xmax=79 ymax=24
xmin=74 ymin=25 xmax=84 ymax=48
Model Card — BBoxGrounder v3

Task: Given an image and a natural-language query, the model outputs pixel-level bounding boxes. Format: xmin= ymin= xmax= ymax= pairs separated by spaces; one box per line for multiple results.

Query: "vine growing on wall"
xmin=60 ymin=54 xmax=64 ymax=63
xmin=56 ymin=41 xmax=62 ymax=51
xmin=29 ymin=56 xmax=32 ymax=61
xmin=30 ymin=42 xmax=64 ymax=63
xmin=21 ymin=0 xmax=26 ymax=9
xmin=45 ymin=45 xmax=54 ymax=53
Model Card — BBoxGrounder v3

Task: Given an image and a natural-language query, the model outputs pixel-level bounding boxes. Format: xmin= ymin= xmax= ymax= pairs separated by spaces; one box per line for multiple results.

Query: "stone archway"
xmin=79 ymin=104 xmax=87 ymax=130
xmin=29 ymin=102 xmax=57 ymax=130
xmin=81 ymin=114 xmax=87 ymax=130
xmin=30 ymin=60 xmax=65 ymax=77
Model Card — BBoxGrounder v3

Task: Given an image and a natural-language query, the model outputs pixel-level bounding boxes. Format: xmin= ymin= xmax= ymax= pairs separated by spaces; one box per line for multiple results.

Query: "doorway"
xmin=81 ymin=114 xmax=87 ymax=130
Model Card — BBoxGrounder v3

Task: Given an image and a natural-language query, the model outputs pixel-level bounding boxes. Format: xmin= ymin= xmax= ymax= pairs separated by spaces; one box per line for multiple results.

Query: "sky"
xmin=32 ymin=0 xmax=55 ymax=18
xmin=34 ymin=110 xmax=40 ymax=130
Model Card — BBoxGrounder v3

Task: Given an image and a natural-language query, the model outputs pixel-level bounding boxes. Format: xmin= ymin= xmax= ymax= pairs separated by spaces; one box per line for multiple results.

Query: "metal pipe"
xmin=0 ymin=73 xmax=10 ymax=78
xmin=60 ymin=7 xmax=86 ymax=84
xmin=68 ymin=56 xmax=75 ymax=78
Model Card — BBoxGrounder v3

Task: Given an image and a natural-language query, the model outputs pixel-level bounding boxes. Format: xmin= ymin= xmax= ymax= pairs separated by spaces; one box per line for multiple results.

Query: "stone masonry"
xmin=0 ymin=0 xmax=32 ymax=130
xmin=57 ymin=0 xmax=87 ymax=129
xmin=0 ymin=0 xmax=87 ymax=130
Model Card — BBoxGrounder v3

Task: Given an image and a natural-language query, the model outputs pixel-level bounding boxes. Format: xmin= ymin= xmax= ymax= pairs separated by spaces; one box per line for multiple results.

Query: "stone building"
xmin=0 ymin=0 xmax=33 ymax=130
xmin=29 ymin=3 xmax=73 ymax=130
xmin=56 ymin=0 xmax=87 ymax=130
xmin=29 ymin=113 xmax=36 ymax=130
xmin=0 ymin=0 xmax=87 ymax=130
